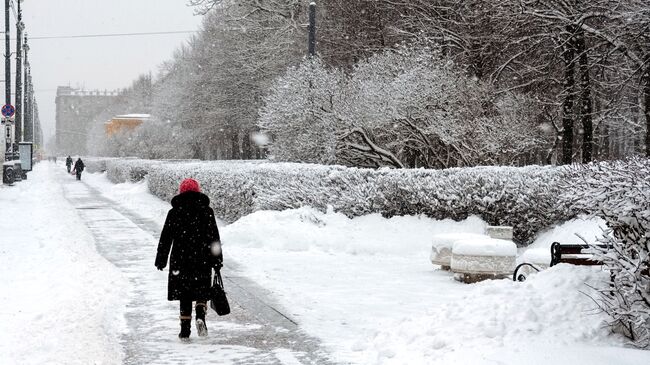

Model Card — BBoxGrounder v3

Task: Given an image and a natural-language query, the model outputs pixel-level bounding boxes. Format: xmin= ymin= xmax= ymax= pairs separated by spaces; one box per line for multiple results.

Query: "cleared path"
xmin=58 ymin=167 xmax=338 ymax=365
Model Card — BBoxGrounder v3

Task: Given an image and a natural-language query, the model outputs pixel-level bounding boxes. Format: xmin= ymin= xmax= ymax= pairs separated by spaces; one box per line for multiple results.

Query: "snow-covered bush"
xmin=258 ymin=58 xmax=345 ymax=164
xmin=375 ymin=165 xmax=574 ymax=243
xmin=259 ymin=48 xmax=549 ymax=168
xmin=84 ymin=157 xmax=120 ymax=174
xmin=147 ymin=161 xmax=259 ymax=222
xmin=104 ymin=159 xmax=162 ymax=184
xmin=564 ymin=158 xmax=650 ymax=348
xmin=104 ymin=158 xmax=575 ymax=244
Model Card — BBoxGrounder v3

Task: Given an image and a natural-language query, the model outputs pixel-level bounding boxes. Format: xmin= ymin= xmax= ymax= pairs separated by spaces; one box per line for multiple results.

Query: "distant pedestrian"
xmin=72 ymin=157 xmax=85 ymax=180
xmin=155 ymin=178 xmax=223 ymax=341
xmin=65 ymin=156 xmax=73 ymax=173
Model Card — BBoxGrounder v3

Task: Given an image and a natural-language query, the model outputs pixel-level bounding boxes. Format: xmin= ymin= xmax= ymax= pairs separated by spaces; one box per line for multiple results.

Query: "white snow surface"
xmin=431 ymin=232 xmax=488 ymax=249
xmin=520 ymin=247 xmax=552 ymax=266
xmin=452 ymin=236 xmax=517 ymax=256
xmin=529 ymin=217 xmax=607 ymax=249
xmin=0 ymin=164 xmax=127 ymax=365
xmin=81 ymin=172 xmax=650 ymax=365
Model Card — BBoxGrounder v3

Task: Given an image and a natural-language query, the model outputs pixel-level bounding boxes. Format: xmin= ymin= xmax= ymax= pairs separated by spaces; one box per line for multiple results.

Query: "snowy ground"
xmin=2 ymin=163 xmax=648 ymax=365
xmin=0 ymin=164 xmax=127 ymax=364
xmin=80 ymin=170 xmax=649 ymax=365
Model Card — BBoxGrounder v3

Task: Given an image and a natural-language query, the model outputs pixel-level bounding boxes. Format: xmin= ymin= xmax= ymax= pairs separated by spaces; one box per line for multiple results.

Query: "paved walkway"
xmin=58 ymin=168 xmax=338 ymax=365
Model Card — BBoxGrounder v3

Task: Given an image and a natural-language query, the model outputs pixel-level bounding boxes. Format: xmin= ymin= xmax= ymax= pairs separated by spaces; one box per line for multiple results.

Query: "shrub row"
xmin=85 ymin=157 xmax=583 ymax=244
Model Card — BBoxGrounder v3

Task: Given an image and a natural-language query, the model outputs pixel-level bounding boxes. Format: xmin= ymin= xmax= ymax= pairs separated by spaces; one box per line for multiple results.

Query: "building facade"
xmin=55 ymin=86 xmax=118 ymax=155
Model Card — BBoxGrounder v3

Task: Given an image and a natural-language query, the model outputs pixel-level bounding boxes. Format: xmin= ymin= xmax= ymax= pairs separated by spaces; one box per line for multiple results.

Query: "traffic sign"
xmin=1 ymin=104 xmax=15 ymax=118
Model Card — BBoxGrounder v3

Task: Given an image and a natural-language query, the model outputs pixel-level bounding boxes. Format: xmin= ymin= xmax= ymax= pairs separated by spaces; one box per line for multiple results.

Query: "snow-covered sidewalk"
xmin=81 ymin=170 xmax=650 ymax=365
xmin=0 ymin=163 xmax=126 ymax=364
xmin=56 ymin=163 xmax=334 ymax=364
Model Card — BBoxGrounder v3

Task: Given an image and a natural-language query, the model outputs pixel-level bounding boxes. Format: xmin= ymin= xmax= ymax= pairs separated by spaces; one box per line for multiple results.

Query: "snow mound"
xmin=521 ymin=247 xmax=552 ymax=266
xmin=530 ymin=217 xmax=606 ymax=250
xmin=224 ymin=207 xmax=487 ymax=256
xmin=431 ymin=233 xmax=490 ymax=267
xmin=360 ymin=265 xmax=625 ymax=364
xmin=431 ymin=233 xmax=487 ymax=249
xmin=452 ymin=237 xmax=517 ymax=256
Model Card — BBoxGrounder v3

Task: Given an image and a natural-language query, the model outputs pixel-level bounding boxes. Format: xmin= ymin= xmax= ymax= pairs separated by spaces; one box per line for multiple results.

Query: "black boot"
xmin=179 ymin=316 xmax=191 ymax=341
xmin=195 ymin=303 xmax=208 ymax=337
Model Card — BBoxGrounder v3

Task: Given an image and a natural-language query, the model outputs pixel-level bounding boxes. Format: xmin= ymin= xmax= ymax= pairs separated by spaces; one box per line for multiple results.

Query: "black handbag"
xmin=210 ymin=267 xmax=230 ymax=316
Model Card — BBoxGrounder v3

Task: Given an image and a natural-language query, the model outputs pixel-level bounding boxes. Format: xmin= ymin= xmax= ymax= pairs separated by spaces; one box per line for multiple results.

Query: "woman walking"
xmin=155 ymin=178 xmax=223 ymax=341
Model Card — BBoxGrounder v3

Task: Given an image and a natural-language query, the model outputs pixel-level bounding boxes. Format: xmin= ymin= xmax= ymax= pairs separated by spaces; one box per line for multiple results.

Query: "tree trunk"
xmin=576 ymin=30 xmax=593 ymax=163
xmin=242 ymin=130 xmax=252 ymax=159
xmin=230 ymin=130 xmax=240 ymax=159
xmin=643 ymin=53 xmax=650 ymax=157
xmin=561 ymin=30 xmax=576 ymax=165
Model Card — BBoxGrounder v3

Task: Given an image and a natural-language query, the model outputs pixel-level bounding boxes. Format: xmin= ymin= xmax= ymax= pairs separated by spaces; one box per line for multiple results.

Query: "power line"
xmin=23 ymin=30 xmax=198 ymax=40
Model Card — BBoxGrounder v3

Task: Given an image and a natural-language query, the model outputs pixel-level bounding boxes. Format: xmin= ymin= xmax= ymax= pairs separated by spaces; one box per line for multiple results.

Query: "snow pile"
xmin=430 ymin=233 xmax=487 ymax=267
xmin=359 ymin=265 xmax=632 ymax=365
xmin=431 ymin=233 xmax=488 ymax=250
xmin=221 ymin=208 xmax=639 ymax=364
xmin=0 ymin=163 xmax=127 ymax=364
xmin=520 ymin=247 xmax=551 ymax=266
xmin=452 ymin=237 xmax=517 ymax=256
xmin=224 ymin=206 xmax=487 ymax=256
xmin=529 ymin=217 xmax=606 ymax=249
xmin=451 ymin=237 xmax=517 ymax=275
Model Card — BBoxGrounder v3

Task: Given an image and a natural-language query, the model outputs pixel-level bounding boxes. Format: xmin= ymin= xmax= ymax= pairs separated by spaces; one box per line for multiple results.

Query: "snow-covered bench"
xmin=512 ymin=242 xmax=609 ymax=281
xmin=430 ymin=233 xmax=487 ymax=270
xmin=450 ymin=237 xmax=517 ymax=283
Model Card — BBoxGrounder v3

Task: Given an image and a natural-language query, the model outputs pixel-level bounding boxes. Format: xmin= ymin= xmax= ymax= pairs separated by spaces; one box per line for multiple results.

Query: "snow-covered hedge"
xmin=147 ymin=161 xmax=260 ymax=223
xmin=563 ymin=158 xmax=650 ymax=348
xmin=91 ymin=157 xmax=578 ymax=244
xmin=104 ymin=159 xmax=162 ymax=184
xmin=84 ymin=157 xmax=121 ymax=174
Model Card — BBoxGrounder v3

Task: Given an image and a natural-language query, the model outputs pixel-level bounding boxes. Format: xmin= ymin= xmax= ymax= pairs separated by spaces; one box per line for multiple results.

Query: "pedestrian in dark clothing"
xmin=72 ymin=158 xmax=85 ymax=180
xmin=155 ymin=178 xmax=223 ymax=341
xmin=65 ymin=156 xmax=73 ymax=173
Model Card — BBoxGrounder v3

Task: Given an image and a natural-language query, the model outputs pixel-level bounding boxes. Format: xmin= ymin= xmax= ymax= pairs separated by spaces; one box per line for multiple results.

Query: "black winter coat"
xmin=155 ymin=191 xmax=222 ymax=301
xmin=74 ymin=159 xmax=84 ymax=172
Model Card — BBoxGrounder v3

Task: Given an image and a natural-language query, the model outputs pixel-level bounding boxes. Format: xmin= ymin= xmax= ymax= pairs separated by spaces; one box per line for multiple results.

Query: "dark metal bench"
xmin=513 ymin=242 xmax=610 ymax=281
xmin=550 ymin=242 xmax=606 ymax=266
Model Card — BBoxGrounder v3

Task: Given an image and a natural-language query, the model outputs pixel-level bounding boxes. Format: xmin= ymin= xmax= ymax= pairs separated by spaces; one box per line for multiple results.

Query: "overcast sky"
xmin=16 ymin=0 xmax=203 ymax=143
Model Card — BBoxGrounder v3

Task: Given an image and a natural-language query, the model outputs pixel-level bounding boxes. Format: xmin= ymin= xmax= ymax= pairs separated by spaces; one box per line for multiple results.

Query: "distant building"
xmin=105 ymin=114 xmax=150 ymax=136
xmin=55 ymin=86 xmax=119 ymax=155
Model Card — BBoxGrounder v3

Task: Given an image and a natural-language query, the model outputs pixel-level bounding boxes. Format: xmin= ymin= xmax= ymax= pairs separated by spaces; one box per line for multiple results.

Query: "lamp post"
xmin=3 ymin=0 xmax=10 ymax=163
xmin=308 ymin=2 xmax=316 ymax=57
xmin=15 ymin=0 xmax=23 ymax=145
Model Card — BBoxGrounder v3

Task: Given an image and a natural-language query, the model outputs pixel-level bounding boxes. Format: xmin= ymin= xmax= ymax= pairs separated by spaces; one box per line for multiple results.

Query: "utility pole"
xmin=3 ymin=0 xmax=10 ymax=162
xmin=4 ymin=0 xmax=9 ymax=106
xmin=308 ymin=2 xmax=316 ymax=57
xmin=24 ymin=33 xmax=31 ymax=143
xmin=15 ymin=0 xmax=23 ymax=144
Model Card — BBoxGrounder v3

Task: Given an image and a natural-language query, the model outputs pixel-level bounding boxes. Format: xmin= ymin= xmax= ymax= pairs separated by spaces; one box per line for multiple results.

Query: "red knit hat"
xmin=179 ymin=178 xmax=201 ymax=194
